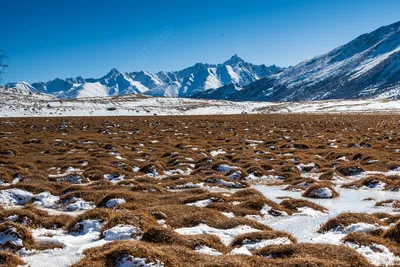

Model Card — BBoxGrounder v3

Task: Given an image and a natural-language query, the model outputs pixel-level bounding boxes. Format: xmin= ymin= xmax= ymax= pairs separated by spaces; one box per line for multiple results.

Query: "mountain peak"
xmin=223 ymin=54 xmax=245 ymax=65
xmin=106 ymin=68 xmax=121 ymax=76
xmin=8 ymin=54 xmax=280 ymax=99
xmin=5 ymin=81 xmax=38 ymax=93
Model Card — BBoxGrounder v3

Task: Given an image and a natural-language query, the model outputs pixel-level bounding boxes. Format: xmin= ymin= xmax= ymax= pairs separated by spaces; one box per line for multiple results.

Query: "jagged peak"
xmin=105 ymin=68 xmax=121 ymax=77
xmin=223 ymin=54 xmax=246 ymax=65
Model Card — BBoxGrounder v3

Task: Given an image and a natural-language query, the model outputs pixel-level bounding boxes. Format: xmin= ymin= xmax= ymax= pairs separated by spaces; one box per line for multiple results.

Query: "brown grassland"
xmin=0 ymin=114 xmax=400 ymax=266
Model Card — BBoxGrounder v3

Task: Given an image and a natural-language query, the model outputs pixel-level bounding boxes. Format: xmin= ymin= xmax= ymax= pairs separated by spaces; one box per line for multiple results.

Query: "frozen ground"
xmin=2 ymin=89 xmax=400 ymax=117
xmin=1 ymin=113 xmax=400 ymax=266
xmin=2 ymin=173 xmax=398 ymax=267
xmin=254 ymin=185 xmax=400 ymax=243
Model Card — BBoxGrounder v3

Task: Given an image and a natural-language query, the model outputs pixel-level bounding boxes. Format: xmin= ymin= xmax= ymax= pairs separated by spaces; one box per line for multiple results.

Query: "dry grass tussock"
xmin=1 ymin=115 xmax=400 ymax=265
xmin=73 ymin=240 xmax=373 ymax=267
xmin=0 ymin=221 xmax=37 ymax=251
xmin=0 ymin=206 xmax=73 ymax=229
xmin=253 ymin=243 xmax=373 ymax=267
xmin=141 ymin=226 xmax=228 ymax=253
xmin=0 ymin=252 xmax=25 ymax=267
xmin=229 ymin=230 xmax=297 ymax=248
xmin=302 ymin=182 xmax=340 ymax=198
xmin=318 ymin=212 xmax=385 ymax=234
xmin=343 ymin=232 xmax=400 ymax=255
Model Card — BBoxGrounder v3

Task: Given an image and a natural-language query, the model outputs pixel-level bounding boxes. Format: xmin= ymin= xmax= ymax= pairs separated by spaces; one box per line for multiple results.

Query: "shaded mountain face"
xmin=7 ymin=55 xmax=282 ymax=99
xmin=191 ymin=83 xmax=243 ymax=100
xmin=228 ymin=21 xmax=400 ymax=101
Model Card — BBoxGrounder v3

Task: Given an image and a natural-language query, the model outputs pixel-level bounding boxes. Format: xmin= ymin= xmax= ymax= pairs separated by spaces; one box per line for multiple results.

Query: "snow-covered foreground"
xmin=2 ymin=89 xmax=400 ymax=117
xmin=251 ymin=185 xmax=400 ymax=266
xmin=2 ymin=180 xmax=398 ymax=267
xmin=254 ymin=185 xmax=400 ymax=242
xmin=1 ymin=114 xmax=400 ymax=266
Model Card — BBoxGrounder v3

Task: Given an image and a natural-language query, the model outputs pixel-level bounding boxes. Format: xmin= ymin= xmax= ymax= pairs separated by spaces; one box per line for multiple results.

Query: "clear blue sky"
xmin=2 ymin=0 xmax=400 ymax=83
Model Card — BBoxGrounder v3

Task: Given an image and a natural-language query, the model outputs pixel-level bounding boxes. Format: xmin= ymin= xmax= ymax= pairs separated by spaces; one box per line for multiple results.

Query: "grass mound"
xmin=146 ymin=204 xmax=271 ymax=230
xmin=318 ymin=213 xmax=384 ymax=233
xmin=66 ymin=208 xmax=113 ymax=233
xmin=100 ymin=211 xmax=158 ymax=237
xmin=0 ymin=252 xmax=25 ymax=267
xmin=376 ymin=199 xmax=400 ymax=209
xmin=384 ymin=221 xmax=400 ymax=243
xmin=342 ymin=176 xmax=391 ymax=189
xmin=0 ymin=206 xmax=73 ymax=229
xmin=337 ymin=166 xmax=364 ymax=176
xmin=343 ymin=232 xmax=399 ymax=254
xmin=141 ymin=226 xmax=228 ymax=253
xmin=71 ymin=241 xmax=176 ymax=267
xmin=253 ymin=243 xmax=372 ymax=267
xmin=302 ymin=182 xmax=339 ymax=199
xmin=139 ymin=163 xmax=165 ymax=175
xmin=230 ymin=230 xmax=297 ymax=248
xmin=279 ymin=198 xmax=328 ymax=213
xmin=0 ymin=222 xmax=37 ymax=251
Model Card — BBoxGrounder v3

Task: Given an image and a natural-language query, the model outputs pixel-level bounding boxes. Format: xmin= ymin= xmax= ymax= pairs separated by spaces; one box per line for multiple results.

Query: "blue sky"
xmin=2 ymin=0 xmax=400 ymax=83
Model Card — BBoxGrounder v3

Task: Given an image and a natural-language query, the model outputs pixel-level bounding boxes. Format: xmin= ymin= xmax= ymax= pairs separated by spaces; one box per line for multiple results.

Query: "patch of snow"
xmin=105 ymin=198 xmax=126 ymax=208
xmin=175 ymin=224 xmax=260 ymax=245
xmin=104 ymin=173 xmax=125 ymax=184
xmin=230 ymin=246 xmax=252 ymax=255
xmin=0 ymin=189 xmax=33 ymax=206
xmin=103 ymin=225 xmax=141 ymax=241
xmin=32 ymin=192 xmax=60 ymax=208
xmin=186 ymin=199 xmax=213 ymax=208
xmin=116 ymin=255 xmax=164 ymax=267
xmin=0 ymin=226 xmax=23 ymax=248
xmin=345 ymin=242 xmax=400 ymax=266
xmin=217 ymin=164 xmax=238 ymax=172
xmin=210 ymin=149 xmax=226 ymax=157
xmin=227 ymin=170 xmax=243 ymax=179
xmin=237 ymin=237 xmax=292 ymax=251
xmin=195 ymin=245 xmax=223 ymax=256
xmin=71 ymin=219 xmax=103 ymax=235
xmin=63 ymin=197 xmax=95 ymax=211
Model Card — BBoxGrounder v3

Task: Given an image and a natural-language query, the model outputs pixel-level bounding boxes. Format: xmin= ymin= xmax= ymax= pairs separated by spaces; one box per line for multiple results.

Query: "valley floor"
xmin=0 ymin=115 xmax=399 ymax=266
xmin=2 ymin=89 xmax=400 ymax=117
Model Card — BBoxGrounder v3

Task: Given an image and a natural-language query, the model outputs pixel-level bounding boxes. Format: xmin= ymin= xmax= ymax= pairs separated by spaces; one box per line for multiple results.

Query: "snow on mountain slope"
xmin=4 ymin=82 xmax=39 ymax=94
xmin=129 ymin=71 xmax=165 ymax=89
xmin=6 ymin=55 xmax=282 ymax=99
xmin=72 ymin=83 xmax=109 ymax=98
xmin=230 ymin=20 xmax=400 ymax=101
xmin=146 ymin=55 xmax=282 ymax=97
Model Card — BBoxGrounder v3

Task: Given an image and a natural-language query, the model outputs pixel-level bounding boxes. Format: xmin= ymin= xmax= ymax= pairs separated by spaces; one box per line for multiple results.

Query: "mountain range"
xmin=6 ymin=20 xmax=400 ymax=101
xmin=6 ymin=55 xmax=283 ymax=99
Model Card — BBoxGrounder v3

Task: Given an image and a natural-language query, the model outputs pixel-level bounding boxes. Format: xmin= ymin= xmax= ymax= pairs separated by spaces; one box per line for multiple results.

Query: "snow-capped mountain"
xmin=227 ymin=20 xmax=400 ymax=101
xmin=7 ymin=20 xmax=400 ymax=102
xmin=6 ymin=55 xmax=282 ymax=99
xmin=4 ymin=81 xmax=39 ymax=94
